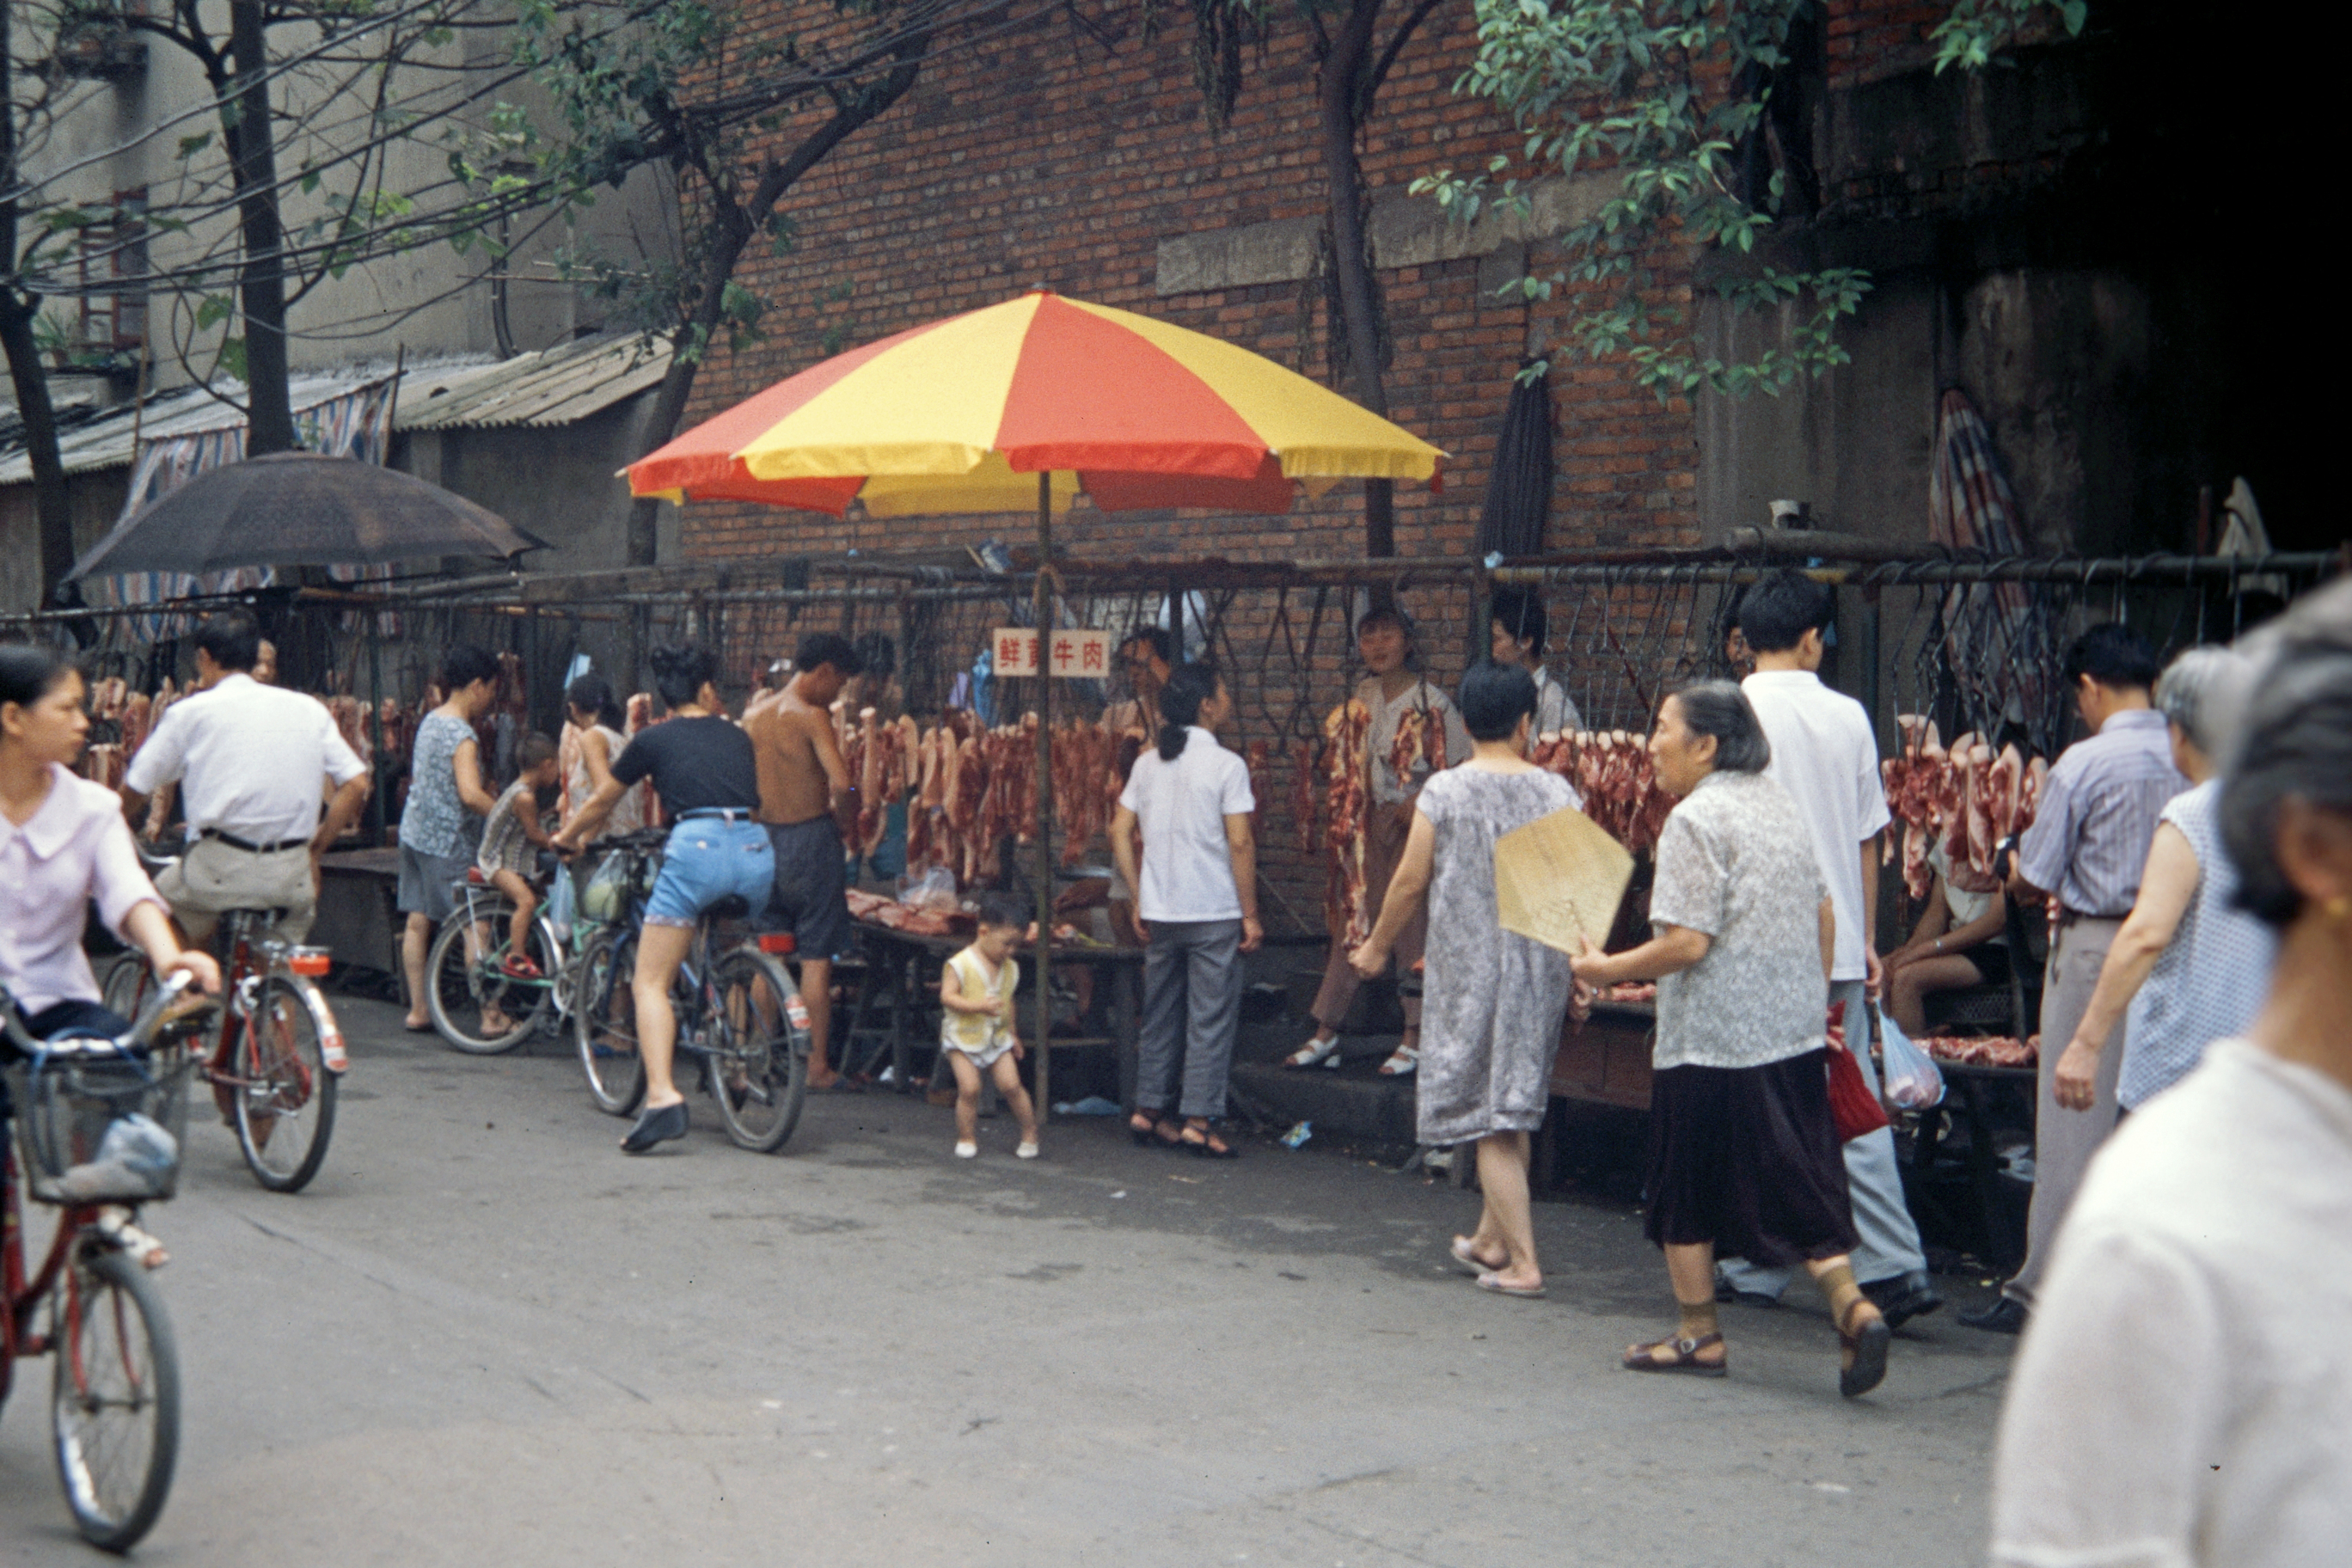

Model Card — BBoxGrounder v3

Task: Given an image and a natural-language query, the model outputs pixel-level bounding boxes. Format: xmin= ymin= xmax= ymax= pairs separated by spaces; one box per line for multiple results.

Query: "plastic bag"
xmin=898 ymin=864 xmax=959 ymax=914
xmin=580 ymin=850 xmax=631 ymax=924
xmin=548 ymin=862 xmax=578 ymax=934
xmin=1878 ymin=1009 xmax=1946 ymax=1111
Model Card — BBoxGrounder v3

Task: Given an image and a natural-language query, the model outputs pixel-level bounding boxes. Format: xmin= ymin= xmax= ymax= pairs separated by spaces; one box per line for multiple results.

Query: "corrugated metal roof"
xmin=0 ymin=330 xmax=673 ymax=485
xmin=399 ymin=331 xmax=671 ymax=430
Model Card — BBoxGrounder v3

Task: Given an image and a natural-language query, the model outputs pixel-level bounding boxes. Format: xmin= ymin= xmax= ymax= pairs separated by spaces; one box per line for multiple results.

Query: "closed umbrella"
xmin=1473 ymin=366 xmax=1553 ymax=560
xmin=65 ymin=452 xmax=546 ymax=582
xmin=627 ymin=288 xmax=1445 ymax=1119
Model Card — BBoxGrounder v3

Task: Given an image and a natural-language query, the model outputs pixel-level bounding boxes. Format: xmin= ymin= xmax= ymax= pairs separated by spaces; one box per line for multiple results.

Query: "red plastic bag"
xmin=1823 ymin=1001 xmax=1889 ymax=1142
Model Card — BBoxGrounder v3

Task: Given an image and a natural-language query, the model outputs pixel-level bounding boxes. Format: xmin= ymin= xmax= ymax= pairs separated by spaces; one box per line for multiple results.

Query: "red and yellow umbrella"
xmin=625 ymin=289 xmax=1443 ymax=517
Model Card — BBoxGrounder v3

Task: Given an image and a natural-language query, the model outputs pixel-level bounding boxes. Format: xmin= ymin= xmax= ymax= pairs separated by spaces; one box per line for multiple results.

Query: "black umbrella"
xmin=65 ymin=452 xmax=547 ymax=582
xmin=1473 ymin=365 xmax=1555 ymax=560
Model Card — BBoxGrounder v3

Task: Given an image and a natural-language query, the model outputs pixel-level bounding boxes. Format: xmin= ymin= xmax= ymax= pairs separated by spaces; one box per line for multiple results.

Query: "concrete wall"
xmin=391 ymin=396 xmax=677 ymax=577
xmin=21 ymin=9 xmax=675 ymax=385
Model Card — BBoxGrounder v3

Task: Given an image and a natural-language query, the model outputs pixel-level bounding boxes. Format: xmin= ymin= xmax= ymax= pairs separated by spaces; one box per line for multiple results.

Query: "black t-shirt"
xmin=609 ymin=717 xmax=761 ymax=818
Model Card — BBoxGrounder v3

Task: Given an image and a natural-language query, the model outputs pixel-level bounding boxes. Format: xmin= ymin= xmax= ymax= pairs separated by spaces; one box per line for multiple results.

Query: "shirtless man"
xmin=743 ymin=632 xmax=864 ymax=1088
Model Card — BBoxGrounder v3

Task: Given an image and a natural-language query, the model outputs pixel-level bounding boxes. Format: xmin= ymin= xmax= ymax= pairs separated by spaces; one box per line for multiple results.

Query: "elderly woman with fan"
xmin=1570 ymin=681 xmax=1891 ymax=1396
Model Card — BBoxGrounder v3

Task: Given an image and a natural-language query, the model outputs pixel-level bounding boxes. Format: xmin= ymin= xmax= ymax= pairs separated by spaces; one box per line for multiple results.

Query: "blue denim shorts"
xmin=644 ymin=818 xmax=775 ymax=928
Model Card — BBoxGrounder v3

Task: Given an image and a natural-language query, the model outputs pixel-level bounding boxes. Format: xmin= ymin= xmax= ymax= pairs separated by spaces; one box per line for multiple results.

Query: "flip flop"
xmin=1450 ymin=1236 xmax=1502 ymax=1275
xmin=1475 ymin=1271 xmax=1546 ymax=1299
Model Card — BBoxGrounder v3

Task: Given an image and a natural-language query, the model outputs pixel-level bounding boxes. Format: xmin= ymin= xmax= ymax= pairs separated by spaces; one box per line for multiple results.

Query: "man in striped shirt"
xmin=1963 ymin=624 xmax=2186 ymax=1334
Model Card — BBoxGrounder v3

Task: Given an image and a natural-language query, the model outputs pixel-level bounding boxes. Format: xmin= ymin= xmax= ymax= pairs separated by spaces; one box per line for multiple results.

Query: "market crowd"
xmin=3 ymin=567 xmax=2346 ymax=1566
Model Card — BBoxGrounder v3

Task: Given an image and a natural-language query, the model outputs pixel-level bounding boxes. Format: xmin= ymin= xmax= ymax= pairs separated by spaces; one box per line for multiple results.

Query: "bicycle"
xmin=570 ymin=830 xmax=814 ymax=1153
xmin=424 ymin=861 xmax=574 ymax=1055
xmin=3 ymin=972 xmax=212 ymax=1552
xmin=101 ymin=905 xmax=346 ymax=1196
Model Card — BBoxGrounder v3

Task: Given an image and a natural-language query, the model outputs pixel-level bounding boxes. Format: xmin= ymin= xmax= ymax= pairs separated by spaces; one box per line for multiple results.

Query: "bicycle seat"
xmin=465 ymin=867 xmax=489 ymax=885
xmin=707 ymin=894 xmax=753 ymax=921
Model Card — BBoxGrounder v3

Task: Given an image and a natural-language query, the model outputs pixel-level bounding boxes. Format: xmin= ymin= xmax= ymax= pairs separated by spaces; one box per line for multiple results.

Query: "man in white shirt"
xmin=123 ymin=613 xmax=371 ymax=945
xmin=1716 ymin=571 xmax=1941 ymax=1327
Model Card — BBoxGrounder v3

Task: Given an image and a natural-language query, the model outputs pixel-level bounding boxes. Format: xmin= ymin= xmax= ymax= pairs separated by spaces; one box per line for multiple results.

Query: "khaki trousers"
xmin=2004 ymin=914 xmax=2124 ymax=1308
xmin=156 ymin=835 xmax=317 ymax=946
xmin=1311 ymin=802 xmax=1423 ymax=1032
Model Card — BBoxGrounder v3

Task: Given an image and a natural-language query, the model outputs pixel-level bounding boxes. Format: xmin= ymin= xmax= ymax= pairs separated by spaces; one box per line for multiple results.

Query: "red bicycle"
xmin=3 ymin=972 xmax=211 ymax=1552
xmin=103 ymin=904 xmax=345 ymax=1195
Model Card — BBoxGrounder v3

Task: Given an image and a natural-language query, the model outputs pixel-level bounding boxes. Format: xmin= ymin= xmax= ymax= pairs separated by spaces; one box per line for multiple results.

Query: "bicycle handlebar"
xmin=0 ymin=971 xmax=209 ymax=1062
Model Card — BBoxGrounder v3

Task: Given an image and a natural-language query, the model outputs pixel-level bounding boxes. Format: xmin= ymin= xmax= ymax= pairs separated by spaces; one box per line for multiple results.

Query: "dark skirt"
xmin=1644 ymin=1050 xmax=1859 ymax=1267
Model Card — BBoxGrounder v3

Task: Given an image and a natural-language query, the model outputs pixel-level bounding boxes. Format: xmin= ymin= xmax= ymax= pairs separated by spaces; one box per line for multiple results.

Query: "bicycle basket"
xmin=6 ymin=1047 xmax=193 ymax=1205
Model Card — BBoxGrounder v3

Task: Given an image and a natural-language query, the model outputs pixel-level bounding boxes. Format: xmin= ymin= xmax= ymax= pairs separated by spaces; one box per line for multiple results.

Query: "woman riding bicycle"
xmin=552 ymin=644 xmax=771 ymax=1155
xmin=0 ymin=644 xmax=220 ymax=1069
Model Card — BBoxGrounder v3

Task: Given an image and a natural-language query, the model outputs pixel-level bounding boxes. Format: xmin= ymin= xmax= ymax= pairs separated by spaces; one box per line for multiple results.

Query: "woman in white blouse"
xmin=1 ymin=645 xmax=218 ymax=1047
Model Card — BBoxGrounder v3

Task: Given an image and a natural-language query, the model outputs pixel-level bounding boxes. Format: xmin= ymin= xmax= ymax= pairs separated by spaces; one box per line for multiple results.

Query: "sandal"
xmin=1376 ymin=1043 xmax=1419 ymax=1076
xmin=499 ymin=953 xmax=543 ymax=981
xmin=1283 ymin=1035 xmax=1343 ymax=1069
xmin=1129 ymin=1112 xmax=1161 ymax=1147
xmin=1180 ymin=1124 xmax=1239 ymax=1159
xmin=1622 ymin=1332 xmax=1728 ymax=1377
xmin=1838 ymin=1298 xmax=1892 ymax=1398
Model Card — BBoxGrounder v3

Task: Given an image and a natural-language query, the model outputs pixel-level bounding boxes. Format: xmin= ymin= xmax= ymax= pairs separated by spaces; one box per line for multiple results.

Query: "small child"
xmin=938 ymin=891 xmax=1040 ymax=1160
xmin=479 ymin=732 xmax=561 ymax=980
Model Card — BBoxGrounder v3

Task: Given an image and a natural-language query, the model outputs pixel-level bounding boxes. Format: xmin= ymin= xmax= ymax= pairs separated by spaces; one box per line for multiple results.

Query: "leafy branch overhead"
xmin=1412 ymin=0 xmax=2081 ymax=402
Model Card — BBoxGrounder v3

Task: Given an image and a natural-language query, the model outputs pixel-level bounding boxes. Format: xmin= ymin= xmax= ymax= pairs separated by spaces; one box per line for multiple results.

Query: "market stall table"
xmin=840 ymin=917 xmax=1146 ymax=1106
xmin=314 ymin=846 xmax=405 ymax=977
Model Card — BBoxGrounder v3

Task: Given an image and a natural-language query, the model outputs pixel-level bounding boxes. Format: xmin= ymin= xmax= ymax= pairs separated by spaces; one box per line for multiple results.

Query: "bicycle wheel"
xmin=426 ymin=908 xmax=552 ymax=1054
xmin=52 ymin=1246 xmax=180 ymax=1553
xmin=234 ymin=977 xmax=340 ymax=1194
xmin=573 ymin=928 xmax=646 ymax=1117
xmin=99 ymin=951 xmax=153 ymax=1020
xmin=707 ymin=947 xmax=811 ymax=1154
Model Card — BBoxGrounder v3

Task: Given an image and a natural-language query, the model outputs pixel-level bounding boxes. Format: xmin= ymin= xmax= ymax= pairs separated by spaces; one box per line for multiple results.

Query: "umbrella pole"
xmin=1032 ymin=469 xmax=1055 ymax=1127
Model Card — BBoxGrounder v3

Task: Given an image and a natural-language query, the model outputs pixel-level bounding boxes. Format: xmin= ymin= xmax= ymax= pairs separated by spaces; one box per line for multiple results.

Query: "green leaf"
xmin=178 ymin=132 xmax=213 ymax=160
xmin=194 ymin=295 xmax=234 ymax=331
xmin=217 ymin=336 xmax=248 ymax=382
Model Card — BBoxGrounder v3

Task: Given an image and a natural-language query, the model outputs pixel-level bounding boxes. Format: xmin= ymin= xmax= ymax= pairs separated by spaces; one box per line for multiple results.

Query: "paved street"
xmin=6 ymin=996 xmax=2013 ymax=1566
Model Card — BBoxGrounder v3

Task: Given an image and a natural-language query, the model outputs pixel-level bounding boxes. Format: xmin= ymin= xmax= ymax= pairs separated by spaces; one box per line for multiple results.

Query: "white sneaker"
xmin=953 ymin=1141 xmax=978 ymax=1159
xmin=1015 ymin=1141 xmax=1039 ymax=1160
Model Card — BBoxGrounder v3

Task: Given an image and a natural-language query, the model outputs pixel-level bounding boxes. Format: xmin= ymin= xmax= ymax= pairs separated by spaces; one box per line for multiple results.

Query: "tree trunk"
xmin=622 ymin=48 xmax=932 ymax=567
xmin=1320 ymin=0 xmax=1393 ymax=558
xmin=0 ymin=296 xmax=77 ymax=602
xmin=227 ymin=0 xmax=294 ymax=455
xmin=0 ymin=6 xmax=77 ymax=603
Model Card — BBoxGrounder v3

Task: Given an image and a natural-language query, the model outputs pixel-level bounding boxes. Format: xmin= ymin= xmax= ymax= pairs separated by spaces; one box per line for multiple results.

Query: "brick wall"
xmin=671 ymin=1 xmax=1706 ymax=571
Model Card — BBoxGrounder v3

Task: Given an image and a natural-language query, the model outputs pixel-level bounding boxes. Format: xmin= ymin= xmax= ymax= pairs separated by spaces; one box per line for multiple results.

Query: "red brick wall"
xmin=1825 ymin=0 xmax=1948 ymax=86
xmin=671 ymin=1 xmax=1706 ymax=570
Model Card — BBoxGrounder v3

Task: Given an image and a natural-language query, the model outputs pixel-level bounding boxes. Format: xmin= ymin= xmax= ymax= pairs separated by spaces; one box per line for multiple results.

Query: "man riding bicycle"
xmin=119 ymin=612 xmax=371 ymax=949
xmin=2 ymin=643 xmax=222 ymax=1084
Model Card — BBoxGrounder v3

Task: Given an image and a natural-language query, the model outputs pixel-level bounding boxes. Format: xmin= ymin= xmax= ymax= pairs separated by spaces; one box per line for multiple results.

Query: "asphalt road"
xmin=4 ymin=996 xmax=2015 ymax=1565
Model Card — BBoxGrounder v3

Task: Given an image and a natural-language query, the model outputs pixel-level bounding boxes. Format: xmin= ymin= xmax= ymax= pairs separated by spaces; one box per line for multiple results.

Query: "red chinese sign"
xmin=991 ymin=628 xmax=1111 ymax=679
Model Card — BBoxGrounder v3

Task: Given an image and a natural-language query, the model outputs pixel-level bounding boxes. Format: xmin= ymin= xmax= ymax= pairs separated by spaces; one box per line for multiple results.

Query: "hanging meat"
xmin=1882 ymin=714 xmax=2050 ymax=900
xmin=1243 ymin=740 xmax=1271 ymax=838
xmin=1289 ymin=738 xmax=1319 ymax=854
xmin=1323 ymin=700 xmax=1372 ymax=947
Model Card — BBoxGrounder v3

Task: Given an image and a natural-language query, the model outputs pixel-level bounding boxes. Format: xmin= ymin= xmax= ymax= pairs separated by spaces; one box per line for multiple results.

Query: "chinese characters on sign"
xmin=991 ymin=628 xmax=1110 ymax=679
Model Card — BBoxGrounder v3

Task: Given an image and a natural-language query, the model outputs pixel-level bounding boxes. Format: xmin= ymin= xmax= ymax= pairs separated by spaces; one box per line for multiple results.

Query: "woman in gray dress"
xmin=1351 ymin=662 xmax=1583 ymax=1297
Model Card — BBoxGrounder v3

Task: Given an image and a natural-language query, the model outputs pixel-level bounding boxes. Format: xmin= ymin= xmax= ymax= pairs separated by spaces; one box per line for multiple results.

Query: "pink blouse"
xmin=0 ymin=763 xmax=164 ymax=1015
